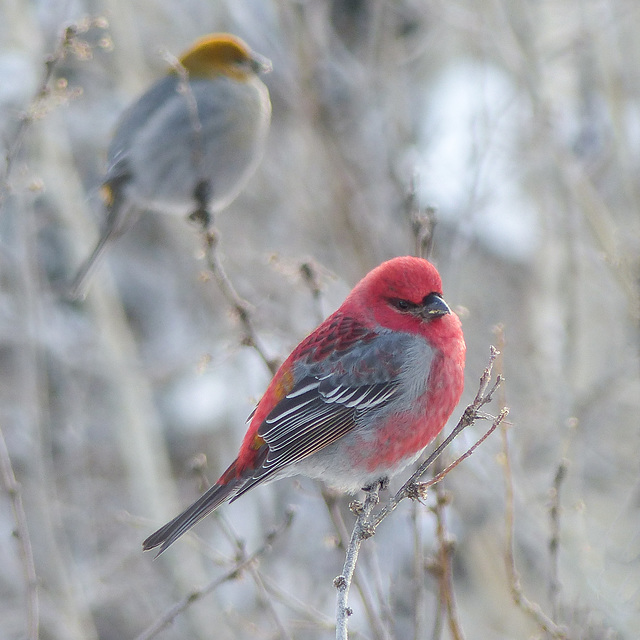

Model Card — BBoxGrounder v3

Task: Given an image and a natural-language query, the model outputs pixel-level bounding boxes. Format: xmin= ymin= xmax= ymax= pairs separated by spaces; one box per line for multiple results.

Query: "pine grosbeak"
xmin=143 ymin=256 xmax=466 ymax=555
xmin=70 ymin=33 xmax=271 ymax=298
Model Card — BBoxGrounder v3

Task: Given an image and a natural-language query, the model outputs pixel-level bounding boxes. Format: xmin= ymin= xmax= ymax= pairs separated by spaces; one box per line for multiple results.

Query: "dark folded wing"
xmin=231 ymin=373 xmax=400 ymax=499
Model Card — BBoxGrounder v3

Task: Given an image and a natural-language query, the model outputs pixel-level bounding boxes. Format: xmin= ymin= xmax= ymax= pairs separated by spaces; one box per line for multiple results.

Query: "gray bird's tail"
xmin=142 ymin=479 xmax=240 ymax=557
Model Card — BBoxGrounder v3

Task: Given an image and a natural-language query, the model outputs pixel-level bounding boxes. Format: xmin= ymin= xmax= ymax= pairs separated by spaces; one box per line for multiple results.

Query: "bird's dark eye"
xmin=389 ymin=298 xmax=414 ymax=312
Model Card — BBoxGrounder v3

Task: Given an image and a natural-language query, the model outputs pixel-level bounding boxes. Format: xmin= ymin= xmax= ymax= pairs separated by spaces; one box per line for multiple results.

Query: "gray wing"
xmin=106 ymin=75 xmax=181 ymax=176
xmin=232 ymin=330 xmax=423 ymax=498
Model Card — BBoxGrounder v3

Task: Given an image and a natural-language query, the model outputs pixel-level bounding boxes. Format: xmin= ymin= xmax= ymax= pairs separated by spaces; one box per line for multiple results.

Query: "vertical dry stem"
xmin=334 ymin=486 xmax=381 ymax=640
xmin=0 ymin=426 xmax=39 ymax=640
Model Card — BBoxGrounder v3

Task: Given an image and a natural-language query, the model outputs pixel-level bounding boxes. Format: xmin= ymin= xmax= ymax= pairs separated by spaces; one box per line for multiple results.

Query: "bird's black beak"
xmin=419 ymin=293 xmax=451 ymax=319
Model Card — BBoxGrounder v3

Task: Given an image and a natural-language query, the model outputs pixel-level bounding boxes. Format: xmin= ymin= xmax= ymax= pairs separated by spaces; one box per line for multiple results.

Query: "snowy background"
xmin=1 ymin=1 xmax=639 ymax=639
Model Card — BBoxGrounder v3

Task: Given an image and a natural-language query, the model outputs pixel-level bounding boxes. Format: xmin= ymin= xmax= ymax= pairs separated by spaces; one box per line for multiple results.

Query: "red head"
xmin=344 ymin=257 xmax=459 ymax=347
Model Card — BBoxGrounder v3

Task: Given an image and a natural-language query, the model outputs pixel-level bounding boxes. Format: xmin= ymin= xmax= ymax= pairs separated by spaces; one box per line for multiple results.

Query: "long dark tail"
xmin=68 ymin=223 xmax=119 ymax=300
xmin=68 ymin=188 xmax=138 ymax=300
xmin=142 ymin=479 xmax=239 ymax=556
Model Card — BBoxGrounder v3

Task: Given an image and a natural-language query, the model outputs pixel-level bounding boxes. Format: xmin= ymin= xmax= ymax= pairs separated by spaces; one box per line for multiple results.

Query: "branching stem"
xmin=335 ymin=347 xmax=507 ymax=639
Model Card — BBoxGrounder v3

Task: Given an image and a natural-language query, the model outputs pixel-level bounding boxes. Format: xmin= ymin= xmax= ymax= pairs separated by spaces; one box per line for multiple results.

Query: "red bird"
xmin=143 ymin=256 xmax=465 ymax=555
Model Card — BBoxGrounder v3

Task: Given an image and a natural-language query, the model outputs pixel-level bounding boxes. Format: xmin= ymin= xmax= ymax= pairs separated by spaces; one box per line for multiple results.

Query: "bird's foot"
xmin=189 ymin=206 xmax=211 ymax=229
xmin=189 ymin=180 xmax=213 ymax=229
xmin=362 ymin=477 xmax=388 ymax=493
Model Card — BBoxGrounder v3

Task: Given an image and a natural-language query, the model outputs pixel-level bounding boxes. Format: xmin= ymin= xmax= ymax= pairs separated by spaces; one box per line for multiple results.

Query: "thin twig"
xmin=1 ymin=24 xmax=81 ymax=206
xmin=365 ymin=546 xmax=395 ymax=640
xmin=373 ymin=347 xmax=504 ymax=529
xmin=414 ymin=409 xmax=507 ymax=495
xmin=501 ymin=412 xmax=568 ymax=639
xmin=432 ymin=480 xmax=464 ymax=640
xmin=135 ymin=510 xmax=294 ymax=640
xmin=494 ymin=325 xmax=568 ymax=638
xmin=0 ymin=426 xmax=39 ymax=640
xmin=422 ymin=405 xmax=508 ymax=640
xmin=323 ymin=492 xmax=391 ymax=640
xmin=411 ymin=499 xmax=428 ymax=640
xmin=547 ymin=407 xmax=576 ymax=623
xmin=215 ymin=510 xmax=294 ymax=640
xmin=334 ymin=485 xmax=381 ymax=640
xmin=248 ymin=565 xmax=295 ymax=640
xmin=194 ymin=464 xmax=296 ymax=637
xmin=259 ymin=573 xmax=336 ymax=631
xmin=335 ymin=348 xmax=506 ymax=639
xmin=549 ymin=451 xmax=570 ymax=620
xmin=406 ymin=174 xmax=437 ymax=260
xmin=201 ymin=229 xmax=279 ymax=374
xmin=299 ymin=259 xmax=326 ymax=325
xmin=162 ymin=50 xmax=279 ymax=376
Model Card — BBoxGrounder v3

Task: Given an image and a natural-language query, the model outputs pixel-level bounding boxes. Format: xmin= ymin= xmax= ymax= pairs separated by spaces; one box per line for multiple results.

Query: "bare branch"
xmin=200 ymin=228 xmax=280 ymax=375
xmin=493 ymin=323 xmax=568 ymax=638
xmin=0 ymin=426 xmax=39 ymax=640
xmin=410 ymin=500 xmax=428 ymax=640
xmin=547 ymin=415 xmax=576 ymax=622
xmin=323 ymin=492 xmax=392 ymax=640
xmin=334 ymin=485 xmax=381 ymax=640
xmin=406 ymin=174 xmax=437 ymax=260
xmin=420 ymin=405 xmax=507 ymax=640
xmin=373 ymin=347 xmax=503 ymax=529
xmin=549 ymin=457 xmax=568 ymax=621
xmin=1 ymin=23 xmax=87 ymax=206
xmin=335 ymin=348 xmax=504 ymax=639
xmin=258 ymin=573 xmax=336 ymax=632
xmin=160 ymin=50 xmax=280 ymax=377
xmin=135 ymin=510 xmax=294 ymax=640
xmin=501 ymin=408 xmax=568 ymax=639
xmin=415 ymin=408 xmax=508 ymax=496
xmin=214 ymin=510 xmax=294 ymax=640
xmin=299 ymin=259 xmax=327 ymax=326
xmin=432 ymin=480 xmax=465 ymax=640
